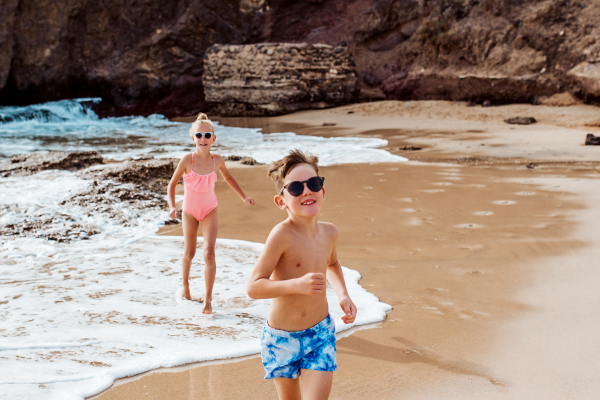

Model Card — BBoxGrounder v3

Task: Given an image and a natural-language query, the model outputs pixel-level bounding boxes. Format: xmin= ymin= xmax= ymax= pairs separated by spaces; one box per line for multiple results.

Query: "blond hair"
xmin=267 ymin=149 xmax=319 ymax=193
xmin=189 ymin=112 xmax=215 ymax=135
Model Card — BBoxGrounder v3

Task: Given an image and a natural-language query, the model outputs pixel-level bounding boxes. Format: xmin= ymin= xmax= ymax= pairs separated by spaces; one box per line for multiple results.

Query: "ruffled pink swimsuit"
xmin=182 ymin=153 xmax=218 ymax=221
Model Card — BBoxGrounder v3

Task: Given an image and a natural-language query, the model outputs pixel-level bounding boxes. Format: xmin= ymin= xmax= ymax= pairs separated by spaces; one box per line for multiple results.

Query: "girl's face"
xmin=191 ymin=123 xmax=216 ymax=149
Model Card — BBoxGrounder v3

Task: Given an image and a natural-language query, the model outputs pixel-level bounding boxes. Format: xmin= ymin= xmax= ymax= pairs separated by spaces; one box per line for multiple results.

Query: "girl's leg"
xmin=182 ymin=211 xmax=200 ymax=300
xmin=299 ymin=370 xmax=333 ymax=400
xmin=200 ymin=207 xmax=218 ymax=314
xmin=274 ymin=377 xmax=302 ymax=400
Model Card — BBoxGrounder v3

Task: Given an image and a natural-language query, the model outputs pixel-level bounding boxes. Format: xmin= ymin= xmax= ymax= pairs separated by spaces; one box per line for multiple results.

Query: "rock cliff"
xmin=0 ymin=0 xmax=599 ymax=116
xmin=203 ymin=43 xmax=356 ymax=115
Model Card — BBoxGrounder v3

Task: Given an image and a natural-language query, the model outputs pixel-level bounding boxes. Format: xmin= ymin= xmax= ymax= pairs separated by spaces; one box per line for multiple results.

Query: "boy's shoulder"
xmin=318 ymin=221 xmax=339 ymax=237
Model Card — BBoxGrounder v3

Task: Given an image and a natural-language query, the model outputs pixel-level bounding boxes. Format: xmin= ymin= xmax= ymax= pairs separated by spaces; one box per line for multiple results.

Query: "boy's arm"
xmin=215 ymin=155 xmax=255 ymax=205
xmin=247 ymin=227 xmax=326 ymax=299
xmin=167 ymin=156 xmax=188 ymax=219
xmin=326 ymin=229 xmax=357 ymax=324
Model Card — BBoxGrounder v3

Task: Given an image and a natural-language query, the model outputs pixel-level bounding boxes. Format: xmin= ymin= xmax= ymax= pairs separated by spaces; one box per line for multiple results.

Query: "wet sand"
xmin=94 ymin=101 xmax=600 ymax=399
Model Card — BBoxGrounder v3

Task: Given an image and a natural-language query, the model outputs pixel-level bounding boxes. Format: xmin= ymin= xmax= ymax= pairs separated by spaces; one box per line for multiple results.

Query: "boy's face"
xmin=275 ymin=163 xmax=324 ymax=217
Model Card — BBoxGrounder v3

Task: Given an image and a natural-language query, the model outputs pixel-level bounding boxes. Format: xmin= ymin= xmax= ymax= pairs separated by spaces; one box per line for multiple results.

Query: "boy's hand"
xmin=295 ymin=273 xmax=326 ymax=295
xmin=339 ymin=297 xmax=357 ymax=324
xmin=243 ymin=197 xmax=255 ymax=206
xmin=169 ymin=207 xmax=178 ymax=219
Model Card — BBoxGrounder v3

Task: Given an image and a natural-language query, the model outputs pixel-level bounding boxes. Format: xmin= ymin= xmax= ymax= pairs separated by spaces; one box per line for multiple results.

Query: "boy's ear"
xmin=274 ymin=194 xmax=287 ymax=210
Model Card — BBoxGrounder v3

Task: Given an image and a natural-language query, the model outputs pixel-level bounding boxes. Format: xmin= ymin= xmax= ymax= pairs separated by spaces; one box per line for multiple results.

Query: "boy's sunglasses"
xmin=195 ymin=132 xmax=213 ymax=139
xmin=279 ymin=176 xmax=325 ymax=197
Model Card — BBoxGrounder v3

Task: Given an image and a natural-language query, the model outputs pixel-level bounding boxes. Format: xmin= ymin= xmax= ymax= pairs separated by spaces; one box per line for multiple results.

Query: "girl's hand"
xmin=243 ymin=197 xmax=255 ymax=206
xmin=339 ymin=297 xmax=357 ymax=324
xmin=169 ymin=207 xmax=178 ymax=219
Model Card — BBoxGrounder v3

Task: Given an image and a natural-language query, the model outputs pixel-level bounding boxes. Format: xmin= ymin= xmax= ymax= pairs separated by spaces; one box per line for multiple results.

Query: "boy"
xmin=247 ymin=149 xmax=357 ymax=400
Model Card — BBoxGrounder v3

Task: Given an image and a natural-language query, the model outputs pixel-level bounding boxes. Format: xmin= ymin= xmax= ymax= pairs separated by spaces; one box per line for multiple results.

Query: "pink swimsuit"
xmin=182 ymin=153 xmax=218 ymax=221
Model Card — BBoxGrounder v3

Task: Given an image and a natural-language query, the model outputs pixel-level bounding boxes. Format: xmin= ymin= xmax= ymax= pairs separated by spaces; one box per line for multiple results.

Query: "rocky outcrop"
xmin=1 ymin=0 xmax=600 ymax=115
xmin=568 ymin=62 xmax=600 ymax=98
xmin=78 ymin=157 xmax=176 ymax=194
xmin=0 ymin=151 xmax=104 ymax=177
xmin=203 ymin=43 xmax=356 ymax=116
xmin=0 ymin=152 xmax=175 ymax=242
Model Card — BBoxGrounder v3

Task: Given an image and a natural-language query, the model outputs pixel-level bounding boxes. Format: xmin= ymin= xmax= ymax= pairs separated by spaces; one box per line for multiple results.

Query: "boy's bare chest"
xmin=277 ymin=238 xmax=332 ymax=278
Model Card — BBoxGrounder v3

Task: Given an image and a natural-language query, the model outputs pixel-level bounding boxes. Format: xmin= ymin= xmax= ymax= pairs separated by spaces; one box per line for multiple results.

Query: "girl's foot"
xmin=202 ymin=300 xmax=213 ymax=314
xmin=182 ymin=286 xmax=192 ymax=301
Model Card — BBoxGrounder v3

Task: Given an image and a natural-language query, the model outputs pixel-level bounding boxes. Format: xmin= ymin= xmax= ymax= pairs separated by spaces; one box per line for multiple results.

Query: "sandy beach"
xmin=93 ymin=101 xmax=600 ymax=399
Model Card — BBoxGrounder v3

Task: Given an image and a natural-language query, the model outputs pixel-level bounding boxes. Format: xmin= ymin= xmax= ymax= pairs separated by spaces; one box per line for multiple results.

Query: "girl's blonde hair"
xmin=189 ymin=112 xmax=215 ymax=135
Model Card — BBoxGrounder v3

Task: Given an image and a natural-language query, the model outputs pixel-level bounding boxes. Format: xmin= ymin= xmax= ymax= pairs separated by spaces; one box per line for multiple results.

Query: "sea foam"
xmin=0 ymin=236 xmax=391 ymax=399
xmin=0 ymin=98 xmax=407 ymax=165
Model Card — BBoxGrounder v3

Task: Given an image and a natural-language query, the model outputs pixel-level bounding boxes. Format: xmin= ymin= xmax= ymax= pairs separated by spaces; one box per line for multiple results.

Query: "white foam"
xmin=0 ymin=235 xmax=390 ymax=399
xmin=0 ymin=170 xmax=166 ymax=242
xmin=0 ymin=99 xmax=407 ymax=165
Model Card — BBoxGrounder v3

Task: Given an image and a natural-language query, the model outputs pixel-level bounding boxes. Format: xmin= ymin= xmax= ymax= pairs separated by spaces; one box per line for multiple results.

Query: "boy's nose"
xmin=301 ymin=183 xmax=312 ymax=195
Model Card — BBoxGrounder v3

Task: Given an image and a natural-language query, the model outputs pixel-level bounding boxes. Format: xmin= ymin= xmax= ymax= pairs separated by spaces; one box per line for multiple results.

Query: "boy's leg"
xmin=200 ymin=207 xmax=218 ymax=314
xmin=274 ymin=377 xmax=302 ymax=400
xmin=181 ymin=211 xmax=199 ymax=300
xmin=299 ymin=370 xmax=333 ymax=400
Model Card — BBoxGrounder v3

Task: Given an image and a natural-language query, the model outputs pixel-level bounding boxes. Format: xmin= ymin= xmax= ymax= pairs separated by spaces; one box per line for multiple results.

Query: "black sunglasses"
xmin=279 ymin=176 xmax=325 ymax=197
xmin=195 ymin=132 xmax=213 ymax=139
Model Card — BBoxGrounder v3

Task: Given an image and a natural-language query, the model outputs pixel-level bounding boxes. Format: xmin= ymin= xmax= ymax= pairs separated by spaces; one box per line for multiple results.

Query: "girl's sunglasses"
xmin=195 ymin=132 xmax=213 ymax=139
xmin=279 ymin=176 xmax=325 ymax=197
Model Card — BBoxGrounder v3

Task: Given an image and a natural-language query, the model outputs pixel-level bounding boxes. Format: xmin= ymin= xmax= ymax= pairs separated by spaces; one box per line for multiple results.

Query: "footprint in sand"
xmin=398 ymin=197 xmax=417 ymax=202
xmin=454 ymin=223 xmax=484 ymax=229
xmin=493 ymin=200 xmax=516 ymax=205
xmin=402 ymin=208 xmax=421 ymax=213
xmin=422 ymin=189 xmax=445 ymax=193
xmin=408 ymin=217 xmax=433 ymax=226
xmin=514 ymin=191 xmax=536 ymax=196
xmin=374 ymin=173 xmax=385 ymax=175
xmin=424 ymin=287 xmax=448 ymax=294
xmin=431 ymin=182 xmax=453 ymax=186
xmin=471 ymin=184 xmax=487 ymax=188
xmin=473 ymin=211 xmax=494 ymax=216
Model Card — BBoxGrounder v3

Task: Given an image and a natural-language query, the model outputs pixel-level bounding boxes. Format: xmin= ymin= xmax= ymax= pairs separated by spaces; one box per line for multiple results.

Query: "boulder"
xmin=585 ymin=134 xmax=600 ymax=145
xmin=203 ymin=43 xmax=357 ymax=116
xmin=568 ymin=62 xmax=600 ymax=98
xmin=504 ymin=117 xmax=537 ymax=125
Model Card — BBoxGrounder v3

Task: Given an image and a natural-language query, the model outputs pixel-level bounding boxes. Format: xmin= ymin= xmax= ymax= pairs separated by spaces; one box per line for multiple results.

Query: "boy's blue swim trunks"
xmin=261 ymin=314 xmax=337 ymax=379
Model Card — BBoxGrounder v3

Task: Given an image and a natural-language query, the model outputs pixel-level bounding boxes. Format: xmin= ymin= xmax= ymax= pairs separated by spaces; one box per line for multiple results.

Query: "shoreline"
xmin=96 ymin=100 xmax=600 ymax=399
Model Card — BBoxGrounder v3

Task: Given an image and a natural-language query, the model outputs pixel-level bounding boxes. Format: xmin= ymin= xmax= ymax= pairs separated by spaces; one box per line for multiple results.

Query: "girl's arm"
xmin=215 ymin=155 xmax=255 ymax=205
xmin=326 ymin=230 xmax=357 ymax=324
xmin=247 ymin=226 xmax=326 ymax=299
xmin=167 ymin=156 xmax=189 ymax=219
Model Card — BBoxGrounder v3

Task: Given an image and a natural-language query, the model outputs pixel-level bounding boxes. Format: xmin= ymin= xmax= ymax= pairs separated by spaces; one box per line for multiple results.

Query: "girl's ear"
xmin=274 ymin=195 xmax=287 ymax=210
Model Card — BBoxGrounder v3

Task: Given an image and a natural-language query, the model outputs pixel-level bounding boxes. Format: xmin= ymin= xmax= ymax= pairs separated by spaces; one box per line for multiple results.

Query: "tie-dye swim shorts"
xmin=261 ymin=314 xmax=337 ymax=379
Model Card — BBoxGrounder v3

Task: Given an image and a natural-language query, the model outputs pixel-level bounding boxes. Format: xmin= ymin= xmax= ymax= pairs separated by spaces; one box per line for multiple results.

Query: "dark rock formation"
xmin=77 ymin=158 xmax=176 ymax=194
xmin=1 ymin=0 xmax=600 ymax=115
xmin=0 ymin=151 xmax=103 ymax=177
xmin=0 ymin=152 xmax=175 ymax=242
xmin=585 ymin=134 xmax=600 ymax=145
xmin=203 ymin=43 xmax=356 ymax=116
xmin=398 ymin=146 xmax=422 ymax=151
xmin=504 ymin=117 xmax=537 ymax=125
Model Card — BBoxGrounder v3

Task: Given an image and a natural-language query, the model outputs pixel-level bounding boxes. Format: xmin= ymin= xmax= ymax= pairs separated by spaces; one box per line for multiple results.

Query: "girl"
xmin=168 ymin=113 xmax=255 ymax=314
